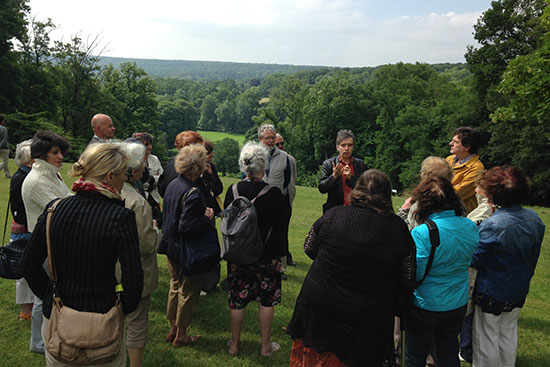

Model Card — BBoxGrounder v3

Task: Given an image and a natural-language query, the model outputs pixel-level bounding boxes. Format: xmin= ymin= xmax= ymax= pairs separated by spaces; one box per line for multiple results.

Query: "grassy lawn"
xmin=0 ymin=158 xmax=549 ymax=366
xmin=197 ymin=130 xmax=246 ymax=146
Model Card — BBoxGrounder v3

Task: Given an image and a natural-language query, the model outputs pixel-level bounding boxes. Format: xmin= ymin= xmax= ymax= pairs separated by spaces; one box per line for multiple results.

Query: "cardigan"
xmin=121 ymin=182 xmax=160 ymax=297
xmin=22 ymin=191 xmax=143 ymax=318
xmin=21 ymin=159 xmax=72 ymax=232
xmin=318 ymin=156 xmax=368 ymax=213
xmin=287 ymin=205 xmax=416 ymax=367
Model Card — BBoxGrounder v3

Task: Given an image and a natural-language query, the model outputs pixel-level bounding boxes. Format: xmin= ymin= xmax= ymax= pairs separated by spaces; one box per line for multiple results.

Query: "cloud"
xmin=28 ymin=0 xmax=484 ymax=67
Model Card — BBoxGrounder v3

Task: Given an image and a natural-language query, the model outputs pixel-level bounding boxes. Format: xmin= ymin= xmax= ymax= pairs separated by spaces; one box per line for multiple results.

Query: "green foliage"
xmin=198 ymin=94 xmax=219 ymax=130
xmin=489 ymin=4 xmax=550 ymax=204
xmin=4 ymin=112 xmax=87 ymax=161
xmin=158 ymin=98 xmax=198 ymax=147
xmin=212 ymin=138 xmax=240 ymax=175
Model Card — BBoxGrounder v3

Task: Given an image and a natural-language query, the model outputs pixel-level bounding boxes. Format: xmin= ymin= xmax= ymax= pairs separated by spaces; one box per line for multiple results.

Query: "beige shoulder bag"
xmin=45 ymin=199 xmax=124 ymax=365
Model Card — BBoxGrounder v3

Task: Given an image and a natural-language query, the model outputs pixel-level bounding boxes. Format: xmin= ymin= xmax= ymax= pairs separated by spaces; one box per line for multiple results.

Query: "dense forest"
xmin=1 ymin=0 xmax=549 ymax=204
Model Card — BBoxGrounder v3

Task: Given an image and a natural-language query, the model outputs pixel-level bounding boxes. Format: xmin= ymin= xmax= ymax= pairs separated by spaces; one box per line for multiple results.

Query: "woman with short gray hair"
xmin=9 ymin=139 xmax=35 ymax=321
xmin=158 ymin=143 xmax=214 ymax=347
xmin=224 ymin=142 xmax=286 ymax=357
xmin=119 ymin=141 xmax=160 ymax=367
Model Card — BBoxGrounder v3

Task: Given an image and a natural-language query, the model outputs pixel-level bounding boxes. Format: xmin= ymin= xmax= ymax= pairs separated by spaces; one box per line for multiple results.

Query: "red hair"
xmin=174 ymin=131 xmax=203 ymax=150
xmin=479 ymin=166 xmax=530 ymax=206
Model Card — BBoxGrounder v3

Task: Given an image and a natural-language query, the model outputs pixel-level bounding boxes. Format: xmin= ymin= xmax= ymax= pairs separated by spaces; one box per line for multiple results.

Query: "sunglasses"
xmin=275 ymin=142 xmax=284 ymax=147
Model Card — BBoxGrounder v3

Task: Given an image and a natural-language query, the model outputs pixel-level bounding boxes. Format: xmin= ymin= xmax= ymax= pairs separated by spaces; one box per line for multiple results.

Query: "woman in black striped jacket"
xmin=22 ymin=143 xmax=143 ymax=367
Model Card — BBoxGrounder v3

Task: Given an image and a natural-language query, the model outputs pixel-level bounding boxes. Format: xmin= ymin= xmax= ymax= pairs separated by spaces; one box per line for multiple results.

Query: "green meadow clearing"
xmin=197 ymin=130 xmax=246 ymax=145
xmin=0 ymin=159 xmax=549 ymax=367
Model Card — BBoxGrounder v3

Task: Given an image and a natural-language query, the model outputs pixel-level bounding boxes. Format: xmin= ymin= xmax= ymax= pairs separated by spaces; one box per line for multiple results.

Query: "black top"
xmin=318 ymin=156 xmax=368 ymax=213
xmin=158 ymin=156 xmax=177 ymax=198
xmin=287 ymin=205 xmax=416 ymax=367
xmin=158 ymin=175 xmax=213 ymax=262
xmin=224 ymin=180 xmax=286 ymax=261
xmin=22 ymin=191 xmax=143 ymax=318
xmin=9 ymin=167 xmax=30 ymax=226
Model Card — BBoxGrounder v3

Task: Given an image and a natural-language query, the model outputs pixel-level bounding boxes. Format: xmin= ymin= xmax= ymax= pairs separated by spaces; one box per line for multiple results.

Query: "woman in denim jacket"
xmin=471 ymin=166 xmax=545 ymax=367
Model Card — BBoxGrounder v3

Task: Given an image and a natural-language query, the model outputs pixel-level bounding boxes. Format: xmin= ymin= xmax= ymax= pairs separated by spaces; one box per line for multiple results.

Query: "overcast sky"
xmin=28 ymin=0 xmax=493 ymax=67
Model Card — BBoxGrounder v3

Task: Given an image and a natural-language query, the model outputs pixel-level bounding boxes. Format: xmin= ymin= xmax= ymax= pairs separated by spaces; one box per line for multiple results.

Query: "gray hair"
xmin=258 ymin=124 xmax=276 ymax=139
xmin=119 ymin=141 xmax=146 ymax=171
xmin=239 ymin=142 xmax=268 ymax=178
xmin=336 ymin=129 xmax=355 ymax=146
xmin=15 ymin=139 xmax=33 ymax=167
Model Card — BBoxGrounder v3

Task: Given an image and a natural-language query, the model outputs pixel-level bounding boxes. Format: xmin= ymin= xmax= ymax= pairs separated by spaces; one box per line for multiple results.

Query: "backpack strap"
xmin=251 ymin=184 xmax=272 ymax=204
xmin=232 ymin=184 xmax=239 ymax=200
xmin=415 ymin=219 xmax=440 ymax=288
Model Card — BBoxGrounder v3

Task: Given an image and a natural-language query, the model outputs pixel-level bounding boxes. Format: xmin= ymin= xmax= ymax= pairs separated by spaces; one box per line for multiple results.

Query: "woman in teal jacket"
xmin=405 ymin=177 xmax=479 ymax=367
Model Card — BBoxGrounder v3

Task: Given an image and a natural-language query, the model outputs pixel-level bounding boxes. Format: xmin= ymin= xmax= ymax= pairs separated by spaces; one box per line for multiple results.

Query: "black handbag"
xmin=0 ymin=198 xmax=28 ymax=279
xmin=179 ymin=188 xmax=220 ymax=276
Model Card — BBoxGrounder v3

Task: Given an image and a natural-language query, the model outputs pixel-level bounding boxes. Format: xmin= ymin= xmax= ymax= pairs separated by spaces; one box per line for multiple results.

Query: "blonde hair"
xmin=175 ymin=144 xmax=207 ymax=179
xmin=420 ymin=156 xmax=454 ymax=181
xmin=70 ymin=143 xmax=129 ymax=180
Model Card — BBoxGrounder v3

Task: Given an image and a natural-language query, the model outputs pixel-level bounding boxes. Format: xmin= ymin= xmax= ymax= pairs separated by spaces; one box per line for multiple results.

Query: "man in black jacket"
xmin=318 ymin=130 xmax=367 ymax=213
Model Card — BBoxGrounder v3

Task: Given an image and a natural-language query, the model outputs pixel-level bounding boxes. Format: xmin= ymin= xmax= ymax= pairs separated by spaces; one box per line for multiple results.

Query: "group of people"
xmin=3 ymin=114 xmax=545 ymax=367
xmin=287 ymin=127 xmax=544 ymax=367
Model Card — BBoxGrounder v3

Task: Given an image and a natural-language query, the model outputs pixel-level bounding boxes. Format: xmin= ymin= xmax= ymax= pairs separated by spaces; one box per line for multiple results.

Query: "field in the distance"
xmin=0 ymin=159 xmax=548 ymax=366
xmin=197 ymin=130 xmax=246 ymax=145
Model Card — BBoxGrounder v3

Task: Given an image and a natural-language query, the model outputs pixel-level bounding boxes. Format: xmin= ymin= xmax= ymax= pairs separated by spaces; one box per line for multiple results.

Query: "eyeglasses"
xmin=275 ymin=142 xmax=284 ymax=147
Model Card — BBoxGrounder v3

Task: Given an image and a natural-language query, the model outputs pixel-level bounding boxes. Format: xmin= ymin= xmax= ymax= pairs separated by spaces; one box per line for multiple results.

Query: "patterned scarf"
xmin=72 ymin=177 xmax=122 ymax=200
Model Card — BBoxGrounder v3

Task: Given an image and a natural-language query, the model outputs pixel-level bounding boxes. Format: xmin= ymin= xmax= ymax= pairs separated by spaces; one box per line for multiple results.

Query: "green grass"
xmin=0 ymin=159 xmax=549 ymax=366
xmin=197 ymin=130 xmax=246 ymax=146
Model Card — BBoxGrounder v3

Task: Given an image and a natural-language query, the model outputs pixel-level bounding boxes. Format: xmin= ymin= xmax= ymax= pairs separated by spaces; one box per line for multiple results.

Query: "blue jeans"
xmin=405 ymin=304 xmax=466 ymax=367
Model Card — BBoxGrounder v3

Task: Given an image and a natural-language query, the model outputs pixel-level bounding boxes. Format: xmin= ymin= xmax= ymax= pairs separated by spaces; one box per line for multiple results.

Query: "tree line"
xmin=1 ymin=0 xmax=549 ymax=205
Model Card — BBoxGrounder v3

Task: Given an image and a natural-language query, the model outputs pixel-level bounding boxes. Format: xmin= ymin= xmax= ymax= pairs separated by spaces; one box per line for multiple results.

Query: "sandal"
xmin=172 ymin=334 xmax=201 ymax=347
xmin=261 ymin=341 xmax=280 ymax=357
xmin=18 ymin=311 xmax=32 ymax=321
xmin=227 ymin=340 xmax=239 ymax=356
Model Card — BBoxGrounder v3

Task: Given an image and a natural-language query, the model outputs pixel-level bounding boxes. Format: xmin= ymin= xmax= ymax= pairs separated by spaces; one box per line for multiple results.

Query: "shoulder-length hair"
xmin=479 ymin=166 xmax=530 ymax=207
xmin=413 ymin=177 xmax=463 ymax=222
xmin=30 ymin=130 xmax=70 ymax=160
xmin=350 ymin=169 xmax=394 ymax=216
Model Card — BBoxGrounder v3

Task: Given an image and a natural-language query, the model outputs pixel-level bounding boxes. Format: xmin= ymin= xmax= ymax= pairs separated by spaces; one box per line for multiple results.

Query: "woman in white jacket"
xmin=22 ymin=130 xmax=72 ymax=354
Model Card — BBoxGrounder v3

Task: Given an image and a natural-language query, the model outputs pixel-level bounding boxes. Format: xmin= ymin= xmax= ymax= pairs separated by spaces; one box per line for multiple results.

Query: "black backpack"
xmin=220 ymin=184 xmax=272 ymax=265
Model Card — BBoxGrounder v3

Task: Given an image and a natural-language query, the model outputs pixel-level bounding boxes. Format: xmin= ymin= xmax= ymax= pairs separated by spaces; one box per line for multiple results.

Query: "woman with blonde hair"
xmin=398 ymin=156 xmax=454 ymax=230
xmin=157 ymin=144 xmax=214 ymax=347
xmin=22 ymin=143 xmax=144 ymax=366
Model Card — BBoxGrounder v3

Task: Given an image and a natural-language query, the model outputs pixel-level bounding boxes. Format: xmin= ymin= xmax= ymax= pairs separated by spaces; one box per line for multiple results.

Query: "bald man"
xmin=88 ymin=114 xmax=115 ymax=145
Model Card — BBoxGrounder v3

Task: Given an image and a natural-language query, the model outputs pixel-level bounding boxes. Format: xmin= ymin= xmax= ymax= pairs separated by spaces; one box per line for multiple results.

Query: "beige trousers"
xmin=166 ymin=258 xmax=205 ymax=329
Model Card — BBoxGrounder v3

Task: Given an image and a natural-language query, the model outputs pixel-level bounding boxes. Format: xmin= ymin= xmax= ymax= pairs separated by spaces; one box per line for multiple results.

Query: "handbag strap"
xmin=46 ymin=199 xmax=64 ymax=289
xmin=415 ymin=219 xmax=440 ymax=288
xmin=2 ymin=196 xmax=9 ymax=247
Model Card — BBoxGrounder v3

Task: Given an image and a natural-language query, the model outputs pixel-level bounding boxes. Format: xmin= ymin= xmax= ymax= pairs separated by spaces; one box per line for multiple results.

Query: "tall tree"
xmin=489 ymin=4 xmax=550 ymax=204
xmin=52 ymin=35 xmax=104 ymax=137
xmin=0 ymin=0 xmax=29 ymax=111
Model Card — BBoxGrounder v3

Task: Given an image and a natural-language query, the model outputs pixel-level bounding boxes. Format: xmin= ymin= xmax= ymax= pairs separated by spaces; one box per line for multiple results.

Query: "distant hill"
xmin=97 ymin=56 xmax=328 ymax=81
xmin=97 ymin=56 xmax=470 ymax=83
